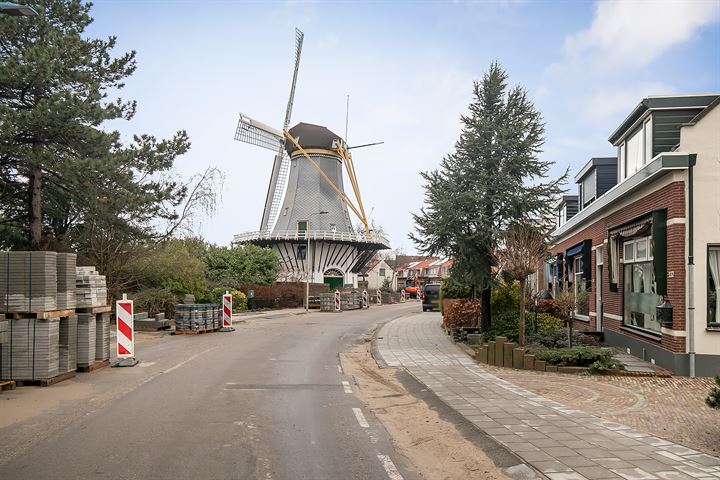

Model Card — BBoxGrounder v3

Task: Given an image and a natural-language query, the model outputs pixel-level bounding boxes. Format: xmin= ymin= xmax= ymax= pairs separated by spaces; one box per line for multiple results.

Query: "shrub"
xmin=200 ymin=287 xmax=247 ymax=312
xmin=527 ymin=328 xmax=601 ymax=349
xmin=534 ymin=298 xmax=561 ymax=317
xmin=134 ymin=287 xmax=179 ymax=317
xmin=531 ymin=346 xmax=623 ymax=373
xmin=491 ymin=280 xmax=520 ymax=316
xmin=485 ymin=312 xmax=563 ymax=343
xmin=443 ymin=299 xmax=481 ymax=327
xmin=707 ymin=376 xmax=720 ymax=410
xmin=441 ymin=280 xmax=472 ymax=299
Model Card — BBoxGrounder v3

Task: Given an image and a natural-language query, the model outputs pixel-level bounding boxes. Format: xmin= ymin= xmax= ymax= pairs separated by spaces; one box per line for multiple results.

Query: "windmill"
xmin=233 ymin=28 xmax=389 ymax=289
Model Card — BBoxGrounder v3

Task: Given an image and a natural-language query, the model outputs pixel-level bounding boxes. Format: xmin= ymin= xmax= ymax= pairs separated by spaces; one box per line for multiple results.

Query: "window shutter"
xmin=652 ymin=209 xmax=668 ymax=296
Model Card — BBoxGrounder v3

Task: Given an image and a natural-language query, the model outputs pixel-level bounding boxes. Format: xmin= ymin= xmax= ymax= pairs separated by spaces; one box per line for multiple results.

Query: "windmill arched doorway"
xmin=323 ymin=268 xmax=344 ymax=290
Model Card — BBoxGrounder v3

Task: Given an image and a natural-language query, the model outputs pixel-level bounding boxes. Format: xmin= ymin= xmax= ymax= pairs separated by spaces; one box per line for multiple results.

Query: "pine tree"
xmin=411 ymin=62 xmax=566 ymax=329
xmin=0 ymin=0 xmax=193 ymax=250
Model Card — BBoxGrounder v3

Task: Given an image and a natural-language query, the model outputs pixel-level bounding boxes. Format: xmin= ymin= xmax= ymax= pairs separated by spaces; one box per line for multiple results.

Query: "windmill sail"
xmin=256 ymin=28 xmax=304 ymax=233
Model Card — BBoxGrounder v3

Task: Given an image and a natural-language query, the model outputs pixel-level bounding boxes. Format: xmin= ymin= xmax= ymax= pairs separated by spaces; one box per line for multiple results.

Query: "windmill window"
xmin=297 ymin=220 xmax=308 ymax=235
xmin=283 ymin=207 xmax=288 ymax=216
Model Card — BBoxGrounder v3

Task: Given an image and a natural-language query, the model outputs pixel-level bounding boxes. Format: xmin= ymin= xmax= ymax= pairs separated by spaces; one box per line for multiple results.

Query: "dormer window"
xmin=618 ymin=115 xmax=653 ymax=181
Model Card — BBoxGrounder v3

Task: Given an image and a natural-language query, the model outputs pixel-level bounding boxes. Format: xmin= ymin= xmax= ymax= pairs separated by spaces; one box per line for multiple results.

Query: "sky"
xmin=87 ymin=0 xmax=720 ymax=254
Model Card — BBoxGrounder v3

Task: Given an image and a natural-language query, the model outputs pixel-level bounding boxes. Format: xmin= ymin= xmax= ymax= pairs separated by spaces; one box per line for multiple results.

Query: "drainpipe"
xmin=688 ymin=154 xmax=697 ymax=377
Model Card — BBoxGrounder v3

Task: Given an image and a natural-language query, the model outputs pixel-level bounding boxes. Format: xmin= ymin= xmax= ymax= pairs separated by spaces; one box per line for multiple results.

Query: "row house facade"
xmin=548 ymin=94 xmax=719 ymax=376
xmin=395 ymin=257 xmax=453 ymax=291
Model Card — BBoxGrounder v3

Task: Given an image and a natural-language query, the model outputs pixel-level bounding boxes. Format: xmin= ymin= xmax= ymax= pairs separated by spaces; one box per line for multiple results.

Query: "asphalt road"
xmin=0 ymin=303 xmax=423 ymax=480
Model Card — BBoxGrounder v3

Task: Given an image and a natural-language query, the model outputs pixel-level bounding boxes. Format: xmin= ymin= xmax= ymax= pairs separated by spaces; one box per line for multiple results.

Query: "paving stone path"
xmin=375 ymin=314 xmax=720 ymax=480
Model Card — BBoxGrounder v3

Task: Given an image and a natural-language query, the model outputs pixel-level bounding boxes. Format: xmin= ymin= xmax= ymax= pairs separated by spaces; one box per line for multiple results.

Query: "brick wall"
xmin=551 ymin=181 xmax=687 ymax=353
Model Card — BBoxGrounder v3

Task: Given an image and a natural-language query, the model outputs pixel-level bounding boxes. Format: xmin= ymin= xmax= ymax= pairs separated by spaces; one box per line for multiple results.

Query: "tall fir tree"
xmin=411 ymin=62 xmax=566 ymax=329
xmin=0 ymin=0 xmax=194 ymax=251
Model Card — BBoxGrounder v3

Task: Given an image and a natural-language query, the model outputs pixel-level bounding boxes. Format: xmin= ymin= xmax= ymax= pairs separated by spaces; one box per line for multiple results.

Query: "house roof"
xmin=608 ymin=94 xmax=719 ymax=145
xmin=359 ymin=257 xmax=381 ymax=275
xmin=574 ymin=157 xmax=617 ymax=183
xmin=685 ymin=96 xmax=720 ymax=125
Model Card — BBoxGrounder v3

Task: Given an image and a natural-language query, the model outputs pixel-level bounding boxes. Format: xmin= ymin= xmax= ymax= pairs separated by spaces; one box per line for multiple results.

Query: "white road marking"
xmin=352 ymin=408 xmax=369 ymax=428
xmin=137 ymin=361 xmax=156 ymax=368
xmin=342 ymin=380 xmax=352 ymax=394
xmin=377 ymin=454 xmax=404 ymax=480
xmin=337 ymin=364 xmax=343 ymax=374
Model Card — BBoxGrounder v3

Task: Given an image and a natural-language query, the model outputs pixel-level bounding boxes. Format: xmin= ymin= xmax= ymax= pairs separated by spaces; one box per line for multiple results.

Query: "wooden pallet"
xmin=14 ymin=371 xmax=76 ymax=387
xmin=3 ymin=309 xmax=76 ymax=319
xmin=0 ymin=380 xmax=16 ymax=393
xmin=172 ymin=327 xmax=219 ymax=335
xmin=77 ymin=359 xmax=110 ymax=373
xmin=75 ymin=305 xmax=111 ymax=314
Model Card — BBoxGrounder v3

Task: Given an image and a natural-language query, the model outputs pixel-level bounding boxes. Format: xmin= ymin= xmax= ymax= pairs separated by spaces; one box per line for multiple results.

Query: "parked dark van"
xmin=422 ymin=283 xmax=441 ymax=312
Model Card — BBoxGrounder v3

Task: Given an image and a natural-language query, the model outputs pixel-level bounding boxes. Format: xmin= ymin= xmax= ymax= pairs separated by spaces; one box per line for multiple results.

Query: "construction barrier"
xmin=222 ymin=292 xmax=232 ymax=328
xmin=334 ymin=290 xmax=341 ymax=312
xmin=114 ymin=296 xmax=137 ymax=366
xmin=376 ymin=289 xmax=382 ymax=306
xmin=362 ymin=290 xmax=368 ymax=309
xmin=400 ymin=289 xmax=406 ymax=303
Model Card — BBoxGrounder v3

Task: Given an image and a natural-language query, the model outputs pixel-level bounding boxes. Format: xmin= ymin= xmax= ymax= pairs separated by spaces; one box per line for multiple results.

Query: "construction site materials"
xmin=95 ymin=312 xmax=110 ymax=361
xmin=59 ymin=315 xmax=78 ymax=373
xmin=175 ymin=304 xmax=220 ymax=332
xmin=56 ymin=253 xmax=77 ymax=310
xmin=320 ymin=291 xmax=363 ymax=312
xmin=0 ymin=251 xmax=58 ymax=313
xmin=0 ymin=318 xmax=60 ymax=381
xmin=0 ymin=314 xmax=7 ymax=345
xmin=76 ymin=313 xmax=96 ymax=366
xmin=75 ymin=266 xmax=107 ymax=308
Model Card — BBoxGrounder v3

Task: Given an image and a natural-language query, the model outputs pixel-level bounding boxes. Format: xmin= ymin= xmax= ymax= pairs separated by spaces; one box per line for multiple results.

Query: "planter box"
xmin=545 ymin=365 xmax=558 ymax=372
xmin=487 ymin=341 xmax=496 ymax=365
xmin=534 ymin=360 xmax=547 ymax=372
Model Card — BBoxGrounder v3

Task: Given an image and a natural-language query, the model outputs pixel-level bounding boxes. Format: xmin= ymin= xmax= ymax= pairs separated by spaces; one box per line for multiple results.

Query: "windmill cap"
xmin=285 ymin=122 xmax=343 ymax=155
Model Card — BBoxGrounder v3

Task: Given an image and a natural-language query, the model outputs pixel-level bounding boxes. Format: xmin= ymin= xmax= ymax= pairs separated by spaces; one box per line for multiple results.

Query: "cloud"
xmin=561 ymin=0 xmax=720 ymax=72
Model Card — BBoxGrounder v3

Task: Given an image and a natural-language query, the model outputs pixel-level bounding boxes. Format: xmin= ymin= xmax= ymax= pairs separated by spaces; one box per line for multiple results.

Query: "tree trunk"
xmin=519 ymin=278 xmax=526 ymax=347
xmin=28 ymin=143 xmax=44 ymax=250
xmin=480 ymin=286 xmax=491 ymax=331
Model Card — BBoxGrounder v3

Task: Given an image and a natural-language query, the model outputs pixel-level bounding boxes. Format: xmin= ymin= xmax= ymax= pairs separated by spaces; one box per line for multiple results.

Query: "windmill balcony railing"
xmin=233 ymin=229 xmax=390 ymax=246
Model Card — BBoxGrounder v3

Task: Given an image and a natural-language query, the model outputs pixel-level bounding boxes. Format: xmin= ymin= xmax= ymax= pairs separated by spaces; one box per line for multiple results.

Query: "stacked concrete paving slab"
xmin=0 ymin=314 xmax=7 ymax=345
xmin=76 ymin=313 xmax=96 ymax=366
xmin=59 ymin=315 xmax=78 ymax=373
xmin=0 ymin=318 xmax=60 ymax=381
xmin=56 ymin=254 xmax=77 ymax=310
xmin=0 ymin=251 xmax=58 ymax=312
xmin=175 ymin=304 xmax=220 ymax=332
xmin=95 ymin=312 xmax=110 ymax=361
xmin=75 ymin=266 xmax=107 ymax=308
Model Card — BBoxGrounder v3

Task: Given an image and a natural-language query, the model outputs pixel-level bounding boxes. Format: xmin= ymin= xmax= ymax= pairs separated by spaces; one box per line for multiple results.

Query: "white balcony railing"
xmin=233 ymin=229 xmax=390 ymax=247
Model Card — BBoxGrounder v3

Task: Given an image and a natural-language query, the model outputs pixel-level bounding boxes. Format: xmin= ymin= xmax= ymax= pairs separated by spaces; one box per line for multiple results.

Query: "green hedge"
xmin=485 ymin=311 xmax=563 ymax=343
xmin=531 ymin=346 xmax=623 ymax=373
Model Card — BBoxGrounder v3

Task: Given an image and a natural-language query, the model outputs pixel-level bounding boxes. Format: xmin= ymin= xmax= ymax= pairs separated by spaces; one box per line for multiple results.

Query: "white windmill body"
xmin=233 ymin=29 xmax=389 ymax=289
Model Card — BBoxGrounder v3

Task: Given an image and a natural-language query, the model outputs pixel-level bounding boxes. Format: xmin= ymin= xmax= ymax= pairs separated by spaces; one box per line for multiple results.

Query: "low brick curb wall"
xmin=474 ymin=336 xmax=589 ymax=374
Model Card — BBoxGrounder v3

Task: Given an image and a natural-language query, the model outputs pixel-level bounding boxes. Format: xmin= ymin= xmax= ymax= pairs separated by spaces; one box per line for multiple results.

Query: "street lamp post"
xmin=305 ymin=211 xmax=328 ymax=312
xmin=0 ymin=2 xmax=39 ymax=16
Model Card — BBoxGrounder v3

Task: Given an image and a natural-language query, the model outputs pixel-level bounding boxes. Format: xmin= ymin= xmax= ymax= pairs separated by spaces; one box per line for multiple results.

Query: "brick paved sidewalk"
xmin=375 ymin=313 xmax=720 ymax=480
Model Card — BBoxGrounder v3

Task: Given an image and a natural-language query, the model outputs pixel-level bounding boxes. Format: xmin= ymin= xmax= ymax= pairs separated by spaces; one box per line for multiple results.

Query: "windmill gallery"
xmin=232 ymin=29 xmax=389 ymax=290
